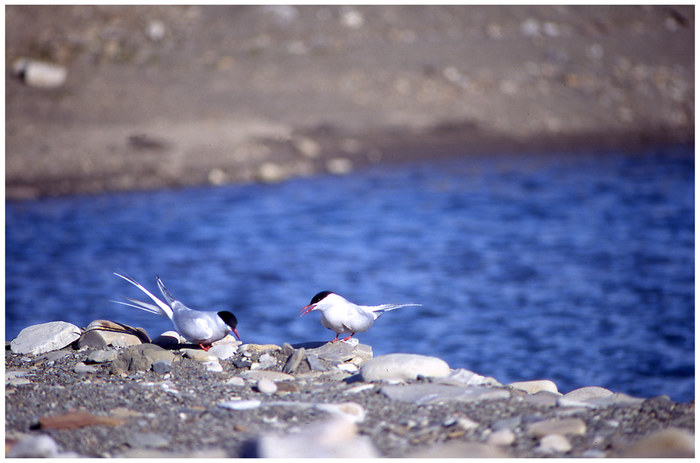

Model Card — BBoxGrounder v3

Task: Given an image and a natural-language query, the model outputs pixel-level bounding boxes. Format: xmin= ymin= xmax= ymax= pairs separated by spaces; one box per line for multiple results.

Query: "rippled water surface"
xmin=6 ymin=145 xmax=694 ymax=402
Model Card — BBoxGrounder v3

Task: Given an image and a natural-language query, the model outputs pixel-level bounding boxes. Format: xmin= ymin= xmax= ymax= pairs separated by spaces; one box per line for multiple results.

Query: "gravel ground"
xmin=5 ymin=343 xmax=694 ymax=457
xmin=5 ymin=5 xmax=694 ymax=199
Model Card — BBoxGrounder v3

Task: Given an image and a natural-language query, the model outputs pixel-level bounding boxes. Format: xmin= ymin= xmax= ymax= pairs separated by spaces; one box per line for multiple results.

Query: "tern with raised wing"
xmin=113 ymin=273 xmax=240 ymax=350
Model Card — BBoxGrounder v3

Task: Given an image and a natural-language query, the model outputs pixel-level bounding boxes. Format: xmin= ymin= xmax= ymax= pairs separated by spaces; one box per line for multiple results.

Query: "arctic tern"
xmin=113 ymin=273 xmax=240 ymax=350
xmin=300 ymin=291 xmax=420 ymax=342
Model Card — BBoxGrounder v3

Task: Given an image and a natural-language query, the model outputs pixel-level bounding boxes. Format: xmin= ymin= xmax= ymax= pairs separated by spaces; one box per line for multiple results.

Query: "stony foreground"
xmin=5 ymin=320 xmax=694 ymax=458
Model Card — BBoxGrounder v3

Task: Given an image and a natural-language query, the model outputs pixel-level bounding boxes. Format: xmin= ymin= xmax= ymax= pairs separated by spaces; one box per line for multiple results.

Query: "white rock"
xmin=240 ymin=370 xmax=294 ymax=382
xmin=487 ymin=428 xmax=515 ymax=446
xmin=11 ymin=322 xmax=82 ymax=355
xmin=343 ymin=383 xmax=375 ymax=395
xmin=360 ymin=353 xmax=450 ymax=382
xmin=315 ymin=402 xmax=366 ymax=423
xmin=340 ymin=8 xmax=364 ymax=29
xmin=257 ymin=162 xmax=287 ymax=183
xmin=209 ymin=343 xmax=237 ymax=360
xmin=456 ymin=417 xmax=480 ymax=430
xmin=562 ymin=386 xmax=613 ymax=401
xmin=336 ymin=363 xmax=359 ymax=374
xmin=381 ymin=383 xmax=509 ymax=404
xmin=509 ymin=379 xmax=559 ymax=395
xmin=146 ymin=19 xmax=165 ymax=42
xmin=218 ymin=399 xmax=262 ymax=411
xmin=226 ymin=376 xmax=245 ymax=386
xmin=204 ymin=360 xmax=223 ymax=372
xmin=441 ymin=368 xmax=502 ymax=387
xmin=253 ymin=417 xmax=377 ymax=458
xmin=292 ymin=135 xmax=321 ymax=158
xmin=257 ymin=378 xmax=277 ymax=395
xmin=13 ymin=58 xmax=67 ymax=88
xmin=257 ymin=353 xmax=278 ymax=369
xmin=537 ymin=434 xmax=571 ymax=453
xmin=7 ymin=434 xmax=60 ymax=458
xmin=327 ymin=157 xmax=353 ymax=175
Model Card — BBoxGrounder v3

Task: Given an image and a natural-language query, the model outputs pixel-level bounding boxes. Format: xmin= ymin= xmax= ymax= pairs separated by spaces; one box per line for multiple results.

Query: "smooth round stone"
xmin=360 ymin=354 xmax=450 ymax=382
xmin=78 ymin=320 xmax=147 ymax=348
xmin=204 ymin=360 xmax=223 ymax=372
xmin=11 ymin=322 xmax=82 ymax=355
xmin=257 ymin=378 xmax=277 ymax=395
xmin=487 ymin=429 xmax=515 ymax=446
xmin=537 ymin=434 xmax=572 ymax=453
xmin=13 ymin=58 xmax=67 ymax=88
xmin=227 ymin=376 xmax=245 ymax=386
xmin=182 ymin=349 xmax=217 ymax=362
xmin=152 ymin=360 xmax=172 ymax=375
xmin=508 ymin=379 xmax=559 ymax=395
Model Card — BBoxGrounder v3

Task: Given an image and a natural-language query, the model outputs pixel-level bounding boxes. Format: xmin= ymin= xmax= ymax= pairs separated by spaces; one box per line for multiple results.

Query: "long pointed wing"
xmin=113 ymin=272 xmax=174 ymax=319
xmin=111 ymin=298 xmax=164 ymax=316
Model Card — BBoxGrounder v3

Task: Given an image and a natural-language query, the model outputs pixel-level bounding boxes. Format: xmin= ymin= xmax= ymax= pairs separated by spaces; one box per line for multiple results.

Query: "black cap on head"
xmin=309 ymin=291 xmax=334 ymax=305
xmin=217 ymin=311 xmax=238 ymax=330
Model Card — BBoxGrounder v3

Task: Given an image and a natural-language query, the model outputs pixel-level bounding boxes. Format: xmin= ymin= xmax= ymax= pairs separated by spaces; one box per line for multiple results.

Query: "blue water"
xmin=6 ymin=145 xmax=694 ymax=402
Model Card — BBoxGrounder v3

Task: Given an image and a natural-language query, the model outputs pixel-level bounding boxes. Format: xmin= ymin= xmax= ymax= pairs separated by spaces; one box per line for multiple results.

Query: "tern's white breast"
xmin=320 ymin=303 xmax=375 ymax=334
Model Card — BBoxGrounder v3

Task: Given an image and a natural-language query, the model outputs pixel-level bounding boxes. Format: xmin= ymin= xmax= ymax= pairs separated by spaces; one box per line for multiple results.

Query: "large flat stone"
xmin=304 ymin=342 xmax=373 ymax=366
xmin=109 ymin=344 xmax=176 ymax=374
xmin=508 ymin=379 xmax=559 ymax=395
xmin=239 ymin=370 xmax=294 ymax=382
xmin=11 ymin=321 xmax=82 ymax=355
xmin=380 ymin=383 xmax=510 ymax=404
xmin=78 ymin=320 xmax=148 ymax=348
xmin=360 ymin=353 xmax=450 ymax=382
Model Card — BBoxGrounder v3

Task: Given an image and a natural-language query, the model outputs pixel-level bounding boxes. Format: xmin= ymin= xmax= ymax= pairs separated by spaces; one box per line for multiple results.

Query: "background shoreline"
xmin=6 ymin=5 xmax=694 ymax=200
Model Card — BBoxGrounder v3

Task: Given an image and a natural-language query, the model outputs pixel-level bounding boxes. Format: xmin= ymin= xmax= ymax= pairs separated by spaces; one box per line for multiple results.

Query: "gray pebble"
xmin=152 ymin=360 xmax=172 ymax=375
xmin=127 ymin=432 xmax=170 ymax=449
xmin=86 ymin=349 xmax=119 ymax=364
xmin=73 ymin=362 xmax=97 ymax=374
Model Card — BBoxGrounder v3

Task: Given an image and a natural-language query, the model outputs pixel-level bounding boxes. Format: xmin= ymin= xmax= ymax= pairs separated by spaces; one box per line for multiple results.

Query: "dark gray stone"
xmin=283 ymin=347 xmax=305 ymax=374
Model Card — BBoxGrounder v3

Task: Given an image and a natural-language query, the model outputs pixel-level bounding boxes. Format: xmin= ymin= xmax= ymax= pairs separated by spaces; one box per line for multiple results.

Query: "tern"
xmin=113 ymin=273 xmax=240 ymax=350
xmin=300 ymin=291 xmax=420 ymax=342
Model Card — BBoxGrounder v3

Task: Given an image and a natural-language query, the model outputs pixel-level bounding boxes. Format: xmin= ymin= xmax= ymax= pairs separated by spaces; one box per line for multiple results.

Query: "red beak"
xmin=299 ymin=304 xmax=316 ymax=317
xmin=233 ymin=328 xmax=241 ymax=341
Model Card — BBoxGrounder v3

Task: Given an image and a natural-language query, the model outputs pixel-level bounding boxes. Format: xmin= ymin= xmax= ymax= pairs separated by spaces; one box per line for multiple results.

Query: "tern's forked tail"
xmin=113 ymin=272 xmax=174 ymax=320
xmin=370 ymin=303 xmax=422 ymax=314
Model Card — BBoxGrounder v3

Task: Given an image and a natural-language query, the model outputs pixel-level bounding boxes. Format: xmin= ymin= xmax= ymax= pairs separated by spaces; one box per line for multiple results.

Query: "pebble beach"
xmin=5 ymin=320 xmax=694 ymax=458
